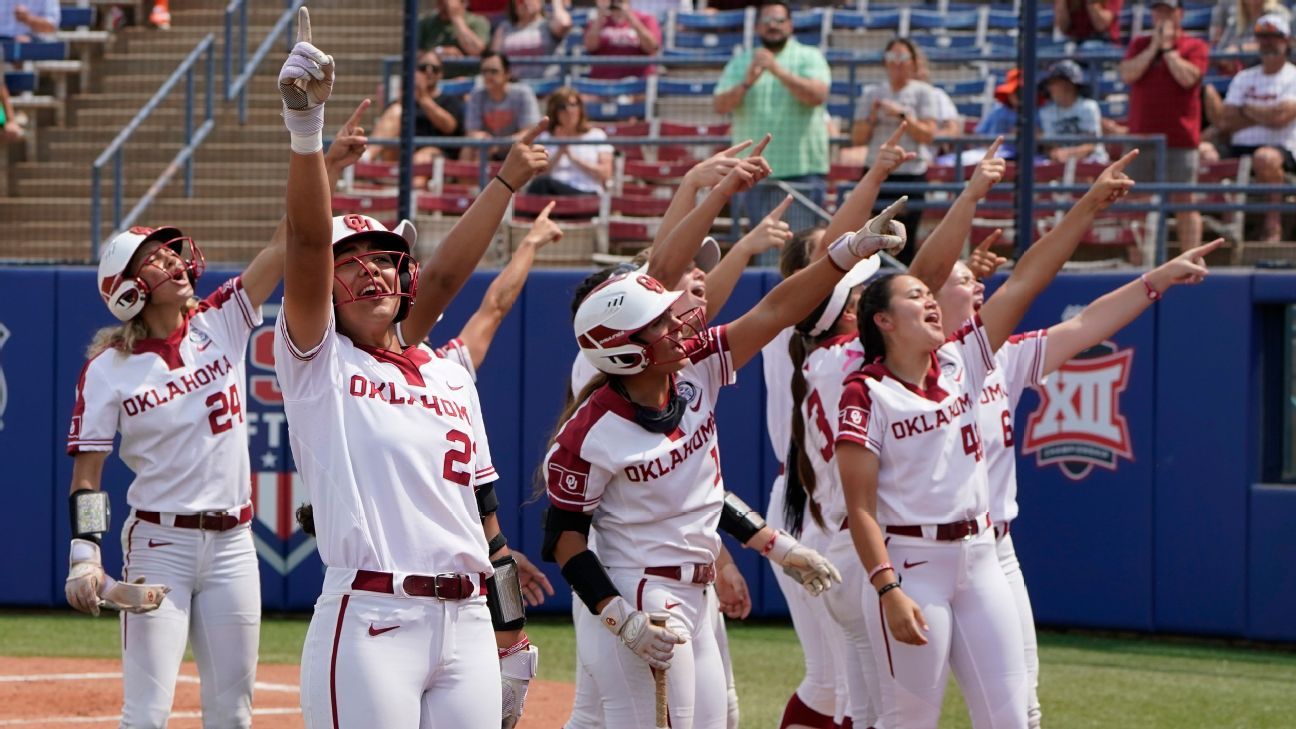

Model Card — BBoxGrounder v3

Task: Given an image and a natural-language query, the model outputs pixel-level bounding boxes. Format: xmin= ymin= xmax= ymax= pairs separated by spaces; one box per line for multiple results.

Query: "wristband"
xmin=290 ymin=131 xmax=323 ymax=155
xmin=1140 ymin=272 xmax=1162 ymax=301
xmin=867 ymin=562 xmax=893 ymax=582
xmin=498 ymin=636 xmax=530 ymax=659
xmin=877 ymin=581 xmax=902 ymax=598
xmin=494 ymin=174 xmax=516 ymax=194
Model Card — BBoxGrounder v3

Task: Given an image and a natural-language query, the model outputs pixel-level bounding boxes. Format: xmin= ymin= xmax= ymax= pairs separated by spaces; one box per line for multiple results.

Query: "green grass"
xmin=4 ymin=611 xmax=1295 ymax=727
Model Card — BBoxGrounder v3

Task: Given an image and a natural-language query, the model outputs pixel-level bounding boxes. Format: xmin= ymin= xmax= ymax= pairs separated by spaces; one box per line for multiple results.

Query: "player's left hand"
xmin=965 ymin=137 xmax=1007 ymax=201
xmin=1146 ymin=237 xmax=1222 ymax=291
xmin=1082 ymin=149 xmax=1137 ymax=213
xmin=510 ymin=552 xmax=555 ymax=607
xmin=324 ymin=98 xmax=370 ymax=178
xmin=100 ymin=576 xmax=170 ymax=614
xmin=735 ymin=195 xmax=794 ymax=257
xmin=279 ymin=7 xmax=334 ymax=152
xmin=714 ymin=562 xmax=751 ymax=619
xmin=765 ymin=531 xmax=843 ymax=596
xmin=520 ymin=201 xmax=564 ymax=252
xmin=498 ymin=118 xmax=551 ymax=192
xmin=967 ymin=229 xmax=1008 ymax=279
xmin=500 ymin=640 xmax=539 ymax=728
xmin=829 ymin=197 xmax=907 ymax=270
xmin=867 ymin=121 xmax=918 ymax=180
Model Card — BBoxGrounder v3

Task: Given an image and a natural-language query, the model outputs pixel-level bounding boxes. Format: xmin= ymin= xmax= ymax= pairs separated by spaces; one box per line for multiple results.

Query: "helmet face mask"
xmin=330 ymin=215 xmax=420 ymax=324
xmin=98 ymin=227 xmax=205 ymax=322
xmin=635 ymin=306 xmax=709 ymax=371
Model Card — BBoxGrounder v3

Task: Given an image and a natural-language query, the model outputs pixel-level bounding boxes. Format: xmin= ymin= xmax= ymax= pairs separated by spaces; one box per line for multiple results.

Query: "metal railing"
xmin=224 ymin=0 xmax=303 ymax=124
xmin=91 ymin=34 xmax=216 ymax=257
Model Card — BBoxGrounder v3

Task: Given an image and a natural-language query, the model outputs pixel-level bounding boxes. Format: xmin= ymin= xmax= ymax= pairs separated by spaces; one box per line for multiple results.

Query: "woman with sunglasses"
xmin=528 ymin=87 xmax=613 ymax=196
xmin=367 ymin=48 xmax=464 ymax=167
xmin=465 ymin=51 xmax=541 ymax=162
xmin=541 ymin=154 xmax=904 ymax=727
xmin=850 ymin=37 xmax=944 ymax=263
xmin=59 ymin=15 xmax=332 ymax=725
xmin=492 ymin=0 xmax=572 ymax=79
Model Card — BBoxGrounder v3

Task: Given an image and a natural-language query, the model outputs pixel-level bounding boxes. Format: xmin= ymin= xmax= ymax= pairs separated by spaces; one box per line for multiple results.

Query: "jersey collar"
xmin=356 ymin=343 xmax=433 ymax=387
xmin=861 ymin=352 xmax=949 ymax=402
xmin=131 ymin=313 xmax=191 ymax=371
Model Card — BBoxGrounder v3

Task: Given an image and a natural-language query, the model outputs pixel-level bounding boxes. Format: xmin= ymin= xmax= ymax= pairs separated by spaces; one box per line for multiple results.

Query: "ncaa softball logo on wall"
xmin=1022 ymin=340 xmax=1134 ymax=481
xmin=0 ymin=322 xmax=9 ymax=431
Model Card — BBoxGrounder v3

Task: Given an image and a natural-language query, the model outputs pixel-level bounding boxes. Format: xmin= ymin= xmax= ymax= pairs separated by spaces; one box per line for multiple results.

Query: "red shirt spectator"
xmin=1057 ymin=0 xmax=1123 ymax=44
xmin=583 ymin=0 xmax=662 ymax=79
xmin=1124 ymin=31 xmax=1210 ymax=147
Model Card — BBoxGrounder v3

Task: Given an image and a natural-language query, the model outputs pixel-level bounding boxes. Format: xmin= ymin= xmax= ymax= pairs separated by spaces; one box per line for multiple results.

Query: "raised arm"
xmin=704 ymin=196 xmax=794 ymax=321
xmin=399 ymin=119 xmax=551 ymax=342
xmin=978 ymin=149 xmax=1137 ymax=351
xmin=441 ymin=203 xmax=563 ymax=366
xmin=1042 ymin=240 xmax=1219 ymax=373
xmin=725 ymin=199 xmax=908 ymax=369
xmin=279 ymin=8 xmax=338 ymax=352
xmin=820 ymin=122 xmax=918 ymax=250
xmin=651 ymin=138 xmax=757 ymax=252
xmin=906 ymin=136 xmax=1006 ymax=291
xmin=240 ymin=219 xmax=287 ymax=309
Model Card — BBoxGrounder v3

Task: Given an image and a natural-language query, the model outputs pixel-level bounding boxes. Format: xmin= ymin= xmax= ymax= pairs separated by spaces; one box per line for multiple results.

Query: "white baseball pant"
xmin=995 ymin=527 xmax=1041 ymax=729
xmin=299 ymin=574 xmax=500 ymax=728
xmin=865 ymin=528 xmax=1028 ymax=729
xmin=823 ymin=527 xmax=882 ymax=729
xmin=118 ymin=516 xmax=261 ymax=729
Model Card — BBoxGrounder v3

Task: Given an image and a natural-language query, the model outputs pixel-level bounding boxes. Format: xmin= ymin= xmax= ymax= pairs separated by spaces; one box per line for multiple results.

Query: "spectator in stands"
xmin=366 ymin=49 xmax=465 ymax=170
xmin=464 ymin=51 xmax=541 ymax=161
xmin=528 ymin=87 xmax=613 ymax=194
xmin=0 ymin=0 xmax=58 ymax=40
xmin=977 ymin=69 xmax=1026 ymax=160
xmin=714 ymin=0 xmax=831 ymax=251
xmin=913 ymin=49 xmax=964 ymax=154
xmin=1120 ymin=0 xmax=1209 ymax=251
xmin=583 ymin=0 xmax=661 ymax=80
xmin=418 ymin=0 xmax=490 ymax=67
xmin=1040 ymin=59 xmax=1110 ymax=164
xmin=1216 ymin=13 xmax=1296 ymax=242
xmin=1054 ymin=0 xmax=1122 ymax=47
xmin=1211 ymin=0 xmax=1289 ymax=51
xmin=849 ymin=37 xmax=941 ymax=263
xmin=492 ymin=0 xmax=572 ymax=79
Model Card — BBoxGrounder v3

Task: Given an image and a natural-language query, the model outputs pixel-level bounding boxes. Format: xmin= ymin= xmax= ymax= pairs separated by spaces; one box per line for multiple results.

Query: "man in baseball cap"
xmin=1218 ymin=12 xmax=1296 ymax=242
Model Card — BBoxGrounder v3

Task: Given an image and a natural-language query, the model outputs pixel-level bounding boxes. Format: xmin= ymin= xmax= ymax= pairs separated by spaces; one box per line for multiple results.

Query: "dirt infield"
xmin=0 ymin=656 xmax=574 ymax=728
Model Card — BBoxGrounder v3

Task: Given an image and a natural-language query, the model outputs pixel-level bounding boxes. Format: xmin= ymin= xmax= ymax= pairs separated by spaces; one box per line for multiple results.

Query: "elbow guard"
xmin=561 ymin=549 xmax=620 ymax=614
xmin=69 ymin=489 xmax=111 ymax=545
xmin=541 ymin=506 xmax=592 ymax=562
xmin=475 ymin=482 xmax=499 ymax=518
xmin=485 ymin=555 xmax=527 ymax=631
xmin=719 ymin=490 xmax=767 ymax=545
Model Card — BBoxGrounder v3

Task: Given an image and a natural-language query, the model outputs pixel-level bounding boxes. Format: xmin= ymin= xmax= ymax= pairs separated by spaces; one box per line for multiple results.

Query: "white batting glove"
xmin=599 ymin=596 xmax=684 ymax=670
xmin=65 ymin=539 xmax=106 ymax=616
xmin=765 ymin=531 xmax=843 ymax=597
xmin=278 ymin=7 xmax=334 ymax=154
xmin=827 ymin=196 xmax=908 ymax=271
xmin=101 ymin=576 xmax=170 ymax=614
xmin=500 ymin=640 xmax=538 ymax=729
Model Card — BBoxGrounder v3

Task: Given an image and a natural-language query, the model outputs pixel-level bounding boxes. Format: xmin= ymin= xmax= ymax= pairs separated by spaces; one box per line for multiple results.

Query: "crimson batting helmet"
xmin=331 ymin=214 xmax=419 ymax=323
xmin=574 ymin=270 xmax=708 ymax=375
xmin=97 ymin=226 xmax=206 ymax=321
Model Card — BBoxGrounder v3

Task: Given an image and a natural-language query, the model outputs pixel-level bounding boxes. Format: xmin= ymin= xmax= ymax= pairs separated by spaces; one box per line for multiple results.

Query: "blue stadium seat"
xmin=936 ymin=78 xmax=991 ymax=97
xmin=1182 ymin=7 xmax=1212 ymax=31
xmin=4 ymin=70 xmax=37 ymax=94
xmin=913 ymin=34 xmax=981 ymax=50
xmin=1099 ymin=98 xmax=1128 ymax=119
xmin=572 ymin=76 xmax=651 ymax=121
xmin=791 ymin=8 xmax=827 ymax=32
xmin=572 ymin=76 xmax=650 ymax=98
xmin=987 ymin=8 xmax=1018 ymax=30
xmin=0 ymin=40 xmax=68 ymax=61
xmin=675 ymin=9 xmax=748 ymax=31
xmin=656 ymin=78 xmax=716 ymax=96
xmin=831 ymin=10 xmax=867 ymax=30
xmin=830 ymin=79 xmax=866 ymax=98
xmin=59 ymin=6 xmax=94 ymax=29
xmin=440 ymin=77 xmax=475 ymax=96
xmin=908 ymin=8 xmax=946 ymax=30
xmin=828 ymin=100 xmax=856 ymax=120
xmin=524 ymin=76 xmax=566 ymax=97
xmin=661 ymin=47 xmax=732 ymax=60
xmin=861 ymin=8 xmax=903 ymax=31
xmin=956 ymin=100 xmax=986 ymax=118
xmin=671 ymin=31 xmax=746 ymax=52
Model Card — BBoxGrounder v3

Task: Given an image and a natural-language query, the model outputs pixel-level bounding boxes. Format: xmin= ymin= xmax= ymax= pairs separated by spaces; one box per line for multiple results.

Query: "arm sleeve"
xmin=67 ymin=356 xmax=118 ymax=455
xmin=996 ymin=330 xmax=1049 ymax=404
xmin=544 ymin=442 xmax=611 ymax=513
xmin=640 ymin=13 xmax=662 ymax=47
xmin=803 ymin=47 xmax=832 ymax=84
xmin=195 ymin=277 xmax=263 ymax=353
xmin=466 ymin=378 xmax=498 ymax=487
xmin=687 ymin=325 xmax=738 ymax=392
xmin=835 ymin=376 xmax=883 ymax=455
xmin=272 ymin=305 xmax=338 ymax=402
xmin=1223 ymin=73 xmax=1245 ymax=106
xmin=1185 ymin=39 xmax=1209 ymax=73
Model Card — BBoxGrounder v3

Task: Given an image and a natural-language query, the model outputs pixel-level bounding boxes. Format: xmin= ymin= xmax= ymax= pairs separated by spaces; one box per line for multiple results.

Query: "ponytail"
xmin=857 ymin=272 xmax=898 ymax=363
xmin=782 ymin=286 xmax=837 ymax=535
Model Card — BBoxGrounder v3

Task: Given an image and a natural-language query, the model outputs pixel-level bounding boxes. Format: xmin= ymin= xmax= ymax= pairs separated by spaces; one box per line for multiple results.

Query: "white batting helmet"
xmin=97 ymin=226 xmax=205 ymax=321
xmin=331 ymin=214 xmax=419 ymax=323
xmin=574 ymin=270 xmax=692 ymax=375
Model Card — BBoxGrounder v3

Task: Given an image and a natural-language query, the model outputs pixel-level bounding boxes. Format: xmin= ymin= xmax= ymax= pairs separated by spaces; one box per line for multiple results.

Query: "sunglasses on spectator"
xmin=418 ymin=63 xmax=443 ymax=73
xmin=482 ymin=67 xmax=504 ymax=75
xmin=758 ymin=16 xmax=789 ymax=25
xmin=559 ymin=100 xmax=581 ymax=109
xmin=884 ymin=50 xmax=912 ymax=62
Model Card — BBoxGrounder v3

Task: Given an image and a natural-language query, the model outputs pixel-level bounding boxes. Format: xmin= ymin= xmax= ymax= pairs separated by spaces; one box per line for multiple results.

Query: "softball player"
xmin=541 ymin=161 xmax=903 ymax=728
xmin=62 ymin=170 xmax=291 ymax=729
xmin=270 ymin=12 xmax=545 ymax=726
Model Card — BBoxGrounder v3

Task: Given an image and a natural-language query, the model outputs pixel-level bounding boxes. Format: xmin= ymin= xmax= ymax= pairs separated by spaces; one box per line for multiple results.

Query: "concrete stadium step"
xmin=16 ymin=161 xmax=290 ymax=183
xmin=42 ymin=125 xmax=300 ymax=149
xmin=3 ymin=224 xmax=279 ymax=263
xmin=1 ymin=197 xmax=288 ymax=220
xmin=100 ymin=73 xmax=383 ymax=96
xmin=17 ymin=175 xmax=288 ymax=200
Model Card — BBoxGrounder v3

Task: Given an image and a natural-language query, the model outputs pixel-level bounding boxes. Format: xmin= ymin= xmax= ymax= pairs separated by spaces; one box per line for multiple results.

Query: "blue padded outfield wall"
xmin=2 ymin=266 xmax=1293 ymax=641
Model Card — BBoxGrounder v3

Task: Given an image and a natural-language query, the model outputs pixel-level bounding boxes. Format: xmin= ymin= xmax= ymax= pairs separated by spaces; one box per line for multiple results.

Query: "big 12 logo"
xmin=1021 ymin=340 xmax=1134 ymax=481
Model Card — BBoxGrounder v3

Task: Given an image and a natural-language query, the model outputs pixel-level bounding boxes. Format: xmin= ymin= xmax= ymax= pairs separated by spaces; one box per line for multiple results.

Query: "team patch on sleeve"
xmin=835 ymin=374 xmax=879 ymax=450
xmin=545 ymin=446 xmax=596 ymax=511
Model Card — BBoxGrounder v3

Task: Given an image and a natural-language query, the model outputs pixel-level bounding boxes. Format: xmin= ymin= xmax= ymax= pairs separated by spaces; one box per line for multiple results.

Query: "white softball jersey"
xmin=570 ymin=353 xmax=598 ymax=397
xmin=980 ymin=331 xmax=1049 ymax=525
xmin=835 ymin=317 xmax=997 ymax=527
xmin=799 ymin=334 xmax=867 ymax=528
xmin=274 ymin=310 xmax=497 ymax=577
xmin=433 ymin=336 xmax=476 ymax=383
xmin=545 ymin=326 xmax=737 ymax=569
xmin=67 ymin=277 xmax=260 ymax=513
xmin=762 ymin=327 xmax=794 ymax=464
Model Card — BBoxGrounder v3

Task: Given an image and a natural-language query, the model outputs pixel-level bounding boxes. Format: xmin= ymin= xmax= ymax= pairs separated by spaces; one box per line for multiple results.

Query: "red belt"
xmin=135 ymin=504 xmax=253 ymax=531
xmin=886 ymin=513 xmax=991 ymax=541
xmin=351 ymin=569 xmax=487 ymax=600
xmin=645 ymin=563 xmax=716 ymax=585
xmin=994 ymin=521 xmax=1012 ymax=539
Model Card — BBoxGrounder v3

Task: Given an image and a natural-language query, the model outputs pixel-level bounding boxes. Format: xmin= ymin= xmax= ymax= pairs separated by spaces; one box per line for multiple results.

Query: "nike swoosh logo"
xmin=147 ymin=539 xmax=173 ymax=548
xmin=368 ymin=624 xmax=400 ymax=637
xmin=902 ymin=560 xmax=928 ymax=569
xmin=448 ymin=383 xmax=464 ymax=391
xmin=663 ymin=601 xmax=680 ymax=610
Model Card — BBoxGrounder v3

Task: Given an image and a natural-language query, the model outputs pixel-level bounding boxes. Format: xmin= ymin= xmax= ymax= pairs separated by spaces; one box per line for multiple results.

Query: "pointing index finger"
xmin=750 ymin=133 xmax=772 ymax=158
xmin=985 ymin=136 xmax=1003 ymax=159
xmin=883 ymin=120 xmax=907 ymax=147
xmin=1110 ymin=148 xmax=1139 ymax=173
xmin=875 ymin=196 xmax=908 ymax=226
xmin=720 ymin=139 xmax=753 ymax=157
xmin=768 ymin=194 xmax=794 ymax=221
xmin=520 ymin=116 xmax=550 ymax=145
xmin=976 ymin=228 xmax=1003 ymax=252
xmin=296 ymin=6 xmax=311 ymax=45
xmin=539 ymin=200 xmax=557 ymax=219
xmin=344 ymin=98 xmax=370 ymax=133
